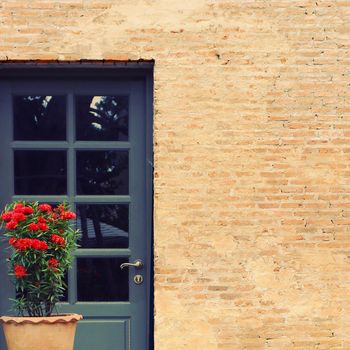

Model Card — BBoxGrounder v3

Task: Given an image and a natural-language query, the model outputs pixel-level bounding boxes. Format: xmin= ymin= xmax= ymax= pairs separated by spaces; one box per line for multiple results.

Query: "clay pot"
xmin=0 ymin=313 xmax=82 ymax=350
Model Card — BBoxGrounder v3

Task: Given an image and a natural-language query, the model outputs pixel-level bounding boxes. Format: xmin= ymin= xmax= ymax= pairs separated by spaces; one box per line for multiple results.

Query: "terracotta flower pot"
xmin=0 ymin=313 xmax=82 ymax=350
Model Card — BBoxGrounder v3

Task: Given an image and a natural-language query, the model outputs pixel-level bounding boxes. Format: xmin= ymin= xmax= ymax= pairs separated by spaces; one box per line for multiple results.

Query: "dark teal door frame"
xmin=0 ymin=64 xmax=154 ymax=350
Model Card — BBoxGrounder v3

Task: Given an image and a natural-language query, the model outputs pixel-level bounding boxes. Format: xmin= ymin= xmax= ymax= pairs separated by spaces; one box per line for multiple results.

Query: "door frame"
xmin=0 ymin=62 xmax=155 ymax=349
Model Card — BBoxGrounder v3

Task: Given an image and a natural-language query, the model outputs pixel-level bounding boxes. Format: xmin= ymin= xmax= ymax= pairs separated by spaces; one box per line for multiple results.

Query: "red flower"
xmin=12 ymin=238 xmax=48 ymax=251
xmin=31 ymin=239 xmax=48 ymax=251
xmin=48 ymin=258 xmax=59 ymax=271
xmin=60 ymin=211 xmax=76 ymax=220
xmin=6 ymin=221 xmax=18 ymax=230
xmin=38 ymin=223 xmax=49 ymax=231
xmin=56 ymin=204 xmax=65 ymax=212
xmin=37 ymin=216 xmax=46 ymax=223
xmin=1 ymin=211 xmax=13 ymax=222
xmin=48 ymin=213 xmax=58 ymax=223
xmin=38 ymin=204 xmax=52 ymax=212
xmin=51 ymin=234 xmax=65 ymax=246
xmin=22 ymin=206 xmax=34 ymax=215
xmin=12 ymin=212 xmax=26 ymax=222
xmin=28 ymin=223 xmax=39 ymax=231
xmin=13 ymin=203 xmax=25 ymax=213
xmin=14 ymin=264 xmax=28 ymax=278
xmin=9 ymin=238 xmax=17 ymax=246
xmin=13 ymin=238 xmax=30 ymax=251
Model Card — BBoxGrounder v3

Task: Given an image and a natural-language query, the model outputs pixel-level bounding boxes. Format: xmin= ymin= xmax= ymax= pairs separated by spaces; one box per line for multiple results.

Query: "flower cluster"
xmin=2 ymin=203 xmax=35 ymax=230
xmin=9 ymin=238 xmax=48 ymax=251
xmin=14 ymin=264 xmax=28 ymax=278
xmin=48 ymin=258 xmax=59 ymax=272
xmin=0 ymin=201 xmax=79 ymax=317
xmin=60 ymin=211 xmax=76 ymax=220
xmin=51 ymin=234 xmax=66 ymax=246
xmin=1 ymin=203 xmax=76 ymax=276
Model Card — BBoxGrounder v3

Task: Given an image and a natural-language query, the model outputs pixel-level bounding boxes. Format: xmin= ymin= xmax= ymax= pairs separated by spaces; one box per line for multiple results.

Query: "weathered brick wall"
xmin=1 ymin=0 xmax=350 ymax=349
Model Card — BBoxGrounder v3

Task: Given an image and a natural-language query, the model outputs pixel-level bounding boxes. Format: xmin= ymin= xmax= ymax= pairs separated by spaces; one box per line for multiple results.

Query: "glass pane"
xmin=13 ymin=95 xmax=66 ymax=140
xmin=76 ymin=151 xmax=128 ymax=195
xmin=14 ymin=150 xmax=67 ymax=195
xmin=75 ymin=96 xmax=128 ymax=141
xmin=77 ymin=258 xmax=129 ymax=301
xmin=77 ymin=204 xmax=128 ymax=248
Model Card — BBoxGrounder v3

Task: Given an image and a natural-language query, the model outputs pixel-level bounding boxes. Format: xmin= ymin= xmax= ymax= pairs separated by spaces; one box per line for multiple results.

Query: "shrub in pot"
xmin=0 ymin=201 xmax=82 ymax=350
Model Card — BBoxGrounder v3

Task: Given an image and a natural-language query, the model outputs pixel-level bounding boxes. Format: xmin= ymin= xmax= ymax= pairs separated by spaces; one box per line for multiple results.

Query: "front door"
xmin=0 ymin=70 xmax=153 ymax=350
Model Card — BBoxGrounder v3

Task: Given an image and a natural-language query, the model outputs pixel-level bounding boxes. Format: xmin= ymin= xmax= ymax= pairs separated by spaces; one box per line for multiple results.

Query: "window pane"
xmin=77 ymin=204 xmax=129 ymax=248
xmin=14 ymin=150 xmax=67 ymax=195
xmin=77 ymin=258 xmax=129 ymax=301
xmin=75 ymin=96 xmax=128 ymax=141
xmin=13 ymin=95 xmax=66 ymax=140
xmin=76 ymin=151 xmax=128 ymax=195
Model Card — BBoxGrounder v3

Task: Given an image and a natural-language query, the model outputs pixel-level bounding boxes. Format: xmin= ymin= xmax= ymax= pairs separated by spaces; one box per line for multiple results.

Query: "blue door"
xmin=0 ymin=70 xmax=153 ymax=350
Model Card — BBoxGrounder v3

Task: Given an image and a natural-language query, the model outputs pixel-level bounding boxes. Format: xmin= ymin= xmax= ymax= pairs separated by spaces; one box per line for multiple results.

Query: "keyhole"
xmin=134 ymin=275 xmax=143 ymax=284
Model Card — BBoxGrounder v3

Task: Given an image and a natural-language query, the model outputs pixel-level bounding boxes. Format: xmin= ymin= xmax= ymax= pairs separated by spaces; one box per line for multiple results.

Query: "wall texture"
xmin=1 ymin=0 xmax=350 ymax=349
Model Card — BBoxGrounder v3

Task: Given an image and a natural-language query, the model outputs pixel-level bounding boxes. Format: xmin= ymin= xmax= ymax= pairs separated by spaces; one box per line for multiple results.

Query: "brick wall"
xmin=1 ymin=0 xmax=350 ymax=349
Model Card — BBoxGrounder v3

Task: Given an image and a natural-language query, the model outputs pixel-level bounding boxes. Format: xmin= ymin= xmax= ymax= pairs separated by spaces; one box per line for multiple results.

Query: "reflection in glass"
xmin=77 ymin=204 xmax=129 ymax=248
xmin=76 ymin=151 xmax=128 ymax=195
xmin=75 ymin=96 xmax=128 ymax=141
xmin=14 ymin=151 xmax=67 ymax=195
xmin=13 ymin=95 xmax=66 ymax=140
xmin=77 ymin=258 xmax=129 ymax=301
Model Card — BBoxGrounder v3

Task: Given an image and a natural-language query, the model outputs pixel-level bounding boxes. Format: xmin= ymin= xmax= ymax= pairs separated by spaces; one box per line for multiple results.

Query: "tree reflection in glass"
xmin=76 ymin=151 xmax=129 ymax=195
xmin=77 ymin=204 xmax=129 ymax=248
xmin=13 ymin=95 xmax=66 ymax=140
xmin=75 ymin=96 xmax=128 ymax=141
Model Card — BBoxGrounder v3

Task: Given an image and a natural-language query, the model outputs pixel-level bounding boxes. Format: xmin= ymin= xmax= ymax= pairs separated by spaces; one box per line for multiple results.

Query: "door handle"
xmin=120 ymin=259 xmax=143 ymax=270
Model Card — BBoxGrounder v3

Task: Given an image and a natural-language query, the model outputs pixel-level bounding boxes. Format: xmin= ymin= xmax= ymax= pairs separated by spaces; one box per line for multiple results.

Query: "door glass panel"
xmin=77 ymin=204 xmax=129 ymax=248
xmin=14 ymin=150 xmax=67 ymax=195
xmin=77 ymin=258 xmax=129 ymax=301
xmin=76 ymin=151 xmax=129 ymax=195
xmin=75 ymin=96 xmax=128 ymax=141
xmin=13 ymin=95 xmax=66 ymax=140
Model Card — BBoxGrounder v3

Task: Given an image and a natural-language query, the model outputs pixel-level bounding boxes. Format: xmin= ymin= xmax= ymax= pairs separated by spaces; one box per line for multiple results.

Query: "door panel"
xmin=75 ymin=319 xmax=130 ymax=350
xmin=0 ymin=75 xmax=152 ymax=350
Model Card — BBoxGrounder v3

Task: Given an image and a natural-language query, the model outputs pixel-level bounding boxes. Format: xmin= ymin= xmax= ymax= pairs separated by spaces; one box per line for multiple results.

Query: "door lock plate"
xmin=134 ymin=275 xmax=143 ymax=285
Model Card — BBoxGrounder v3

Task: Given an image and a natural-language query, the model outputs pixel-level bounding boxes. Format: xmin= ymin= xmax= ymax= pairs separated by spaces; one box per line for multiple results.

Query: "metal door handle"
xmin=120 ymin=259 xmax=143 ymax=270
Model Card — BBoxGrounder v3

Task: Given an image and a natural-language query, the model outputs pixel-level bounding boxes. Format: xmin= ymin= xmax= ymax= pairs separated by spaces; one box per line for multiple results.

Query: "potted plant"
xmin=0 ymin=201 xmax=82 ymax=350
